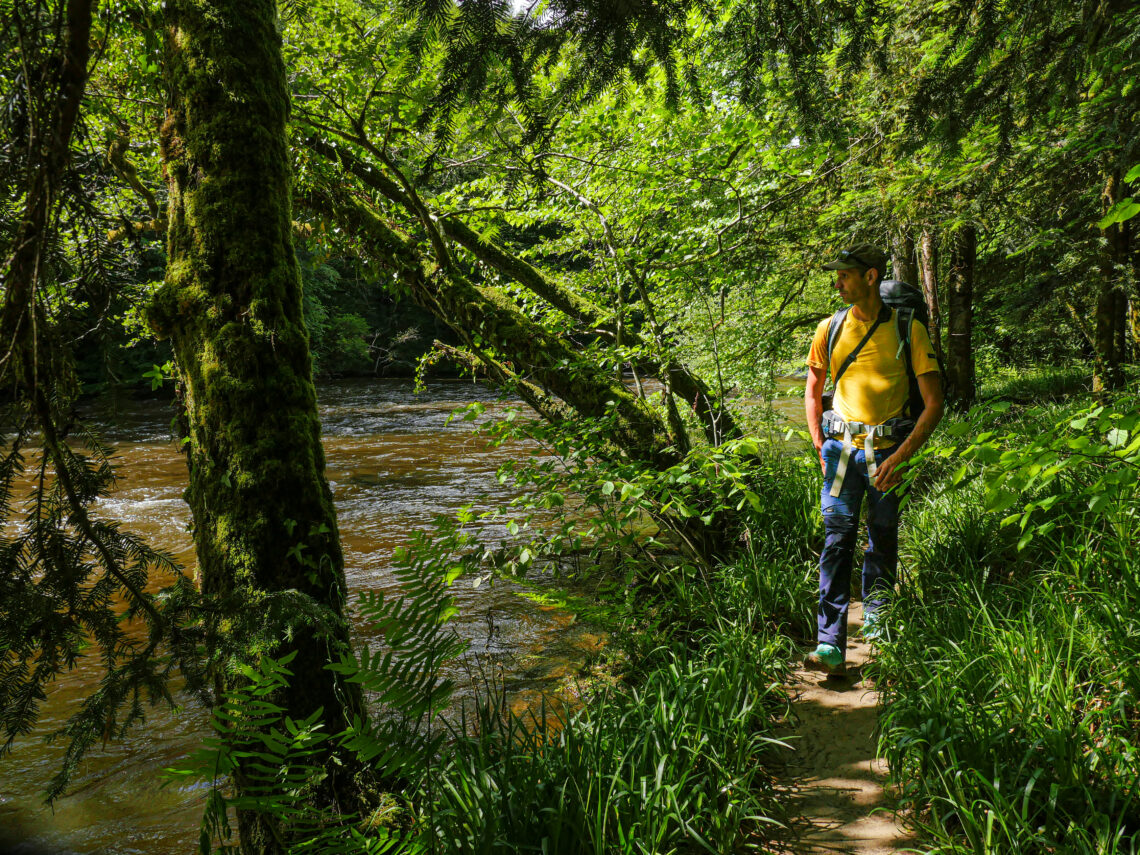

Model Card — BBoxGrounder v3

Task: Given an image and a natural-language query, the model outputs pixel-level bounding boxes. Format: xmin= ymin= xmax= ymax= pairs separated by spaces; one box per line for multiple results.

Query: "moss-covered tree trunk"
xmin=308 ymin=186 xmax=684 ymax=469
xmin=152 ymin=1 xmax=363 ymax=849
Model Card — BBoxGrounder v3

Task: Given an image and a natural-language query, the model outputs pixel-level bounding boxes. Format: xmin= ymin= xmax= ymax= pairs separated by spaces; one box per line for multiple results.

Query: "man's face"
xmin=833 ymin=267 xmax=875 ymax=304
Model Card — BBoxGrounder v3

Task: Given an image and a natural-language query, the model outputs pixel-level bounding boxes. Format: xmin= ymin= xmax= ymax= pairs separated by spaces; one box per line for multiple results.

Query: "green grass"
xmin=977 ymin=362 xmax=1092 ymax=403
xmin=421 ymin=627 xmax=793 ymax=854
xmin=869 ymin=393 xmax=1140 ymax=854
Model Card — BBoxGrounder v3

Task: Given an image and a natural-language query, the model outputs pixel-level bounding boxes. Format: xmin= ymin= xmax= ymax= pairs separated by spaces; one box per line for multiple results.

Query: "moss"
xmin=155 ymin=1 xmax=367 ymax=829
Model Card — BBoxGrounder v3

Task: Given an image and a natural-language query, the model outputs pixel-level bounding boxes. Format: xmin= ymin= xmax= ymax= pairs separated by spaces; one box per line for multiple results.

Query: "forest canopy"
xmin=1 ymin=0 xmax=1138 ymax=851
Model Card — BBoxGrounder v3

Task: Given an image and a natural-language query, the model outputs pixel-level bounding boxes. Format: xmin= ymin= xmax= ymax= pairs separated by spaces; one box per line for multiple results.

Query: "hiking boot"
xmin=804 ymin=643 xmax=846 ymax=677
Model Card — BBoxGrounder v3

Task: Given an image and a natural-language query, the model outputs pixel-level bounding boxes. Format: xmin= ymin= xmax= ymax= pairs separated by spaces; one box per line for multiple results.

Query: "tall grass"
xmin=422 ymin=628 xmax=793 ymax=854
xmin=977 ymin=363 xmax=1091 ymax=403
xmin=871 ymin=406 xmax=1140 ymax=854
xmin=413 ymin=450 xmax=821 ymax=853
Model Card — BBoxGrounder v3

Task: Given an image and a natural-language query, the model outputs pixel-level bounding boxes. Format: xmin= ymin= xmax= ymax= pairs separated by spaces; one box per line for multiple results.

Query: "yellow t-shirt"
xmin=807 ymin=309 xmax=939 ymax=446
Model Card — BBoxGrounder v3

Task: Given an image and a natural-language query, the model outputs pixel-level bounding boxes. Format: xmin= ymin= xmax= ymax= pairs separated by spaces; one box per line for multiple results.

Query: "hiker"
xmin=803 ymin=243 xmax=944 ymax=676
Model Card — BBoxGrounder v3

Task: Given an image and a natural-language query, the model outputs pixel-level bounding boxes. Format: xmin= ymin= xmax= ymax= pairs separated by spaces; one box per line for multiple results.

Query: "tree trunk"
xmin=891 ymin=229 xmax=917 ymax=286
xmin=919 ymin=228 xmax=943 ymax=365
xmin=302 ymin=136 xmax=739 ymax=445
xmin=153 ymin=1 xmax=363 ymax=849
xmin=1093 ymin=282 xmax=1126 ymax=392
xmin=0 ymin=0 xmax=93 ymax=366
xmin=1094 ymin=173 xmax=1129 ymax=393
xmin=945 ymin=224 xmax=976 ymax=407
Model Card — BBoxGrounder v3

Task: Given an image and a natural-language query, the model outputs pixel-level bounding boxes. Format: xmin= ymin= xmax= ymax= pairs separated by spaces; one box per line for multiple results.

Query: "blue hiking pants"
xmin=818 ymin=437 xmax=900 ymax=654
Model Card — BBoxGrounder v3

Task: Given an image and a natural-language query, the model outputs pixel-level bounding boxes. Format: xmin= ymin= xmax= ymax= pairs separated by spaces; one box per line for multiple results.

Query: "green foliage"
xmin=175 ymin=518 xmax=472 ymax=853
xmin=330 ymin=517 xmax=471 ymax=779
xmin=409 ymin=410 xmax=813 ymax=852
xmin=170 ymin=652 xmax=398 ymax=854
xmin=423 ymin=627 xmax=792 ymax=854
xmin=920 ymin=395 xmax=1140 ymax=552
xmin=0 ymin=404 xmax=205 ymax=799
xmin=872 ymin=392 xmax=1140 ymax=853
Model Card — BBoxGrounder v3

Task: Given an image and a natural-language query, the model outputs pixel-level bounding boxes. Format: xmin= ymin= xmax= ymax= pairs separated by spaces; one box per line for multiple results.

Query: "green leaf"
xmin=1097 ymin=198 xmax=1140 ymax=228
xmin=985 ymin=487 xmax=1019 ymax=514
xmin=1125 ymin=163 xmax=1140 ymax=183
xmin=1106 ymin=428 xmax=1129 ymax=448
xmin=1088 ymin=493 xmax=1111 ymax=514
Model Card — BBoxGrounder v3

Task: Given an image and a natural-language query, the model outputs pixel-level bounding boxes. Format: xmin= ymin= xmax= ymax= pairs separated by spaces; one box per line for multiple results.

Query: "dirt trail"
xmin=776 ymin=602 xmax=916 ymax=855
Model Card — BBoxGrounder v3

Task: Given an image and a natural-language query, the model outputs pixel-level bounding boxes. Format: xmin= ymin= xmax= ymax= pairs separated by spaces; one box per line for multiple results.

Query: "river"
xmin=0 ymin=379 xmax=605 ymax=854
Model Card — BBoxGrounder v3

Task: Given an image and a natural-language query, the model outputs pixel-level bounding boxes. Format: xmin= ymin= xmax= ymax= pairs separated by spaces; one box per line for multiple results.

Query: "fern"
xmin=174 ymin=515 xmax=472 ymax=853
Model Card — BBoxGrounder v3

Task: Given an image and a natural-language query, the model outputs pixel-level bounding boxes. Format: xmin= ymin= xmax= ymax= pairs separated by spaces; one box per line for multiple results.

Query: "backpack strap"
xmin=894 ymin=306 xmax=914 ymax=360
xmin=832 ymin=303 xmax=891 ymax=387
xmin=895 ymin=306 xmax=921 ymax=418
xmin=825 ymin=307 xmax=850 ymax=372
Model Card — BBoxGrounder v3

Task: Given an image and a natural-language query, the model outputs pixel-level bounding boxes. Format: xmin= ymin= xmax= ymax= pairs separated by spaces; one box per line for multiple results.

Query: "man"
xmin=803 ymin=243 xmax=944 ymax=676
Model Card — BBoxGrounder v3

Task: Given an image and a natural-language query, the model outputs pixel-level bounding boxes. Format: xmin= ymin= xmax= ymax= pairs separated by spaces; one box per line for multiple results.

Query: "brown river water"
xmin=0 ymin=379 xmax=609 ymax=854
xmin=0 ymin=377 xmax=808 ymax=853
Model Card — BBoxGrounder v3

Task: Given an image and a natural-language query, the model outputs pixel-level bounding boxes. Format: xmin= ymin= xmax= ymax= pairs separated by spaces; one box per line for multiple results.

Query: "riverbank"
xmin=0 ymin=380 xmax=605 ymax=854
xmin=10 ymin=370 xmax=1137 ymax=854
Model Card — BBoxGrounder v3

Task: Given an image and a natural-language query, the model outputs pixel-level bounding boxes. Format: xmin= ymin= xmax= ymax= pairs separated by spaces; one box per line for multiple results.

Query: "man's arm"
xmin=805 ymin=365 xmax=827 ymax=472
xmin=873 ymin=371 xmax=945 ymax=491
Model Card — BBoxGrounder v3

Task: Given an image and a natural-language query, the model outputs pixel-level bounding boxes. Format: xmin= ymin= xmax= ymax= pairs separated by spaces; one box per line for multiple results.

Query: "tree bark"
xmin=153 ymin=2 xmax=363 ymax=849
xmin=919 ymin=228 xmax=943 ymax=364
xmin=891 ymin=229 xmax=917 ymax=286
xmin=945 ymin=224 xmax=976 ymax=407
xmin=1094 ymin=175 xmax=1129 ymax=392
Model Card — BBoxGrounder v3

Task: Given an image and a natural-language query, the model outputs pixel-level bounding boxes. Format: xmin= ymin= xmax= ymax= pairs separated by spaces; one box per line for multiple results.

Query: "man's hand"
xmin=815 ymin=441 xmax=825 ymax=474
xmin=873 ymin=450 xmax=905 ymax=491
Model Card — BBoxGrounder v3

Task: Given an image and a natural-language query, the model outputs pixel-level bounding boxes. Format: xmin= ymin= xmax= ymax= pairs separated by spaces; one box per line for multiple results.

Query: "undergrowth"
xmin=174 ymin=412 xmax=822 ymax=853
xmin=871 ymin=390 xmax=1140 ymax=854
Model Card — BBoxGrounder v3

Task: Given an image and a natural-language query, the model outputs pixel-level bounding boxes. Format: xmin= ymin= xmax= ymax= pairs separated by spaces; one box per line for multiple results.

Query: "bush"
xmin=871 ymin=393 xmax=1140 ymax=854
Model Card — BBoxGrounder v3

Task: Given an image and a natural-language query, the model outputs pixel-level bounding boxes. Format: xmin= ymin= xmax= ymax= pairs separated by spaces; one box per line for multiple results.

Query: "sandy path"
xmin=774 ymin=602 xmax=916 ymax=854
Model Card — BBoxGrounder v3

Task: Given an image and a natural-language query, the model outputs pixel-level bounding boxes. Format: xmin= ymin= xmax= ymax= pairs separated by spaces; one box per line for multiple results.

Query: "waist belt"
xmin=821 ymin=410 xmax=913 ymax=497
xmin=821 ymin=411 xmax=912 ymax=441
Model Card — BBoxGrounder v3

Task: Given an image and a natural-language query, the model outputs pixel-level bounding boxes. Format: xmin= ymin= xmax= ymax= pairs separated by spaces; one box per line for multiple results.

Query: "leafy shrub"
xmin=873 ymin=394 xmax=1140 ymax=854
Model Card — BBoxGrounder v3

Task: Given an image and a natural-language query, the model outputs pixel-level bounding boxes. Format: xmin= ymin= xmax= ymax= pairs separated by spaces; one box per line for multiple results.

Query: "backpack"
xmin=822 ymin=279 xmax=932 ymax=421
